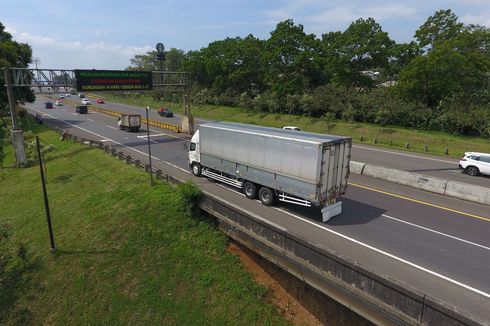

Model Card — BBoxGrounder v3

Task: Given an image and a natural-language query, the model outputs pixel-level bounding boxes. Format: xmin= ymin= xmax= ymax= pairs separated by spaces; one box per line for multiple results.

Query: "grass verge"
xmin=0 ymin=118 xmax=287 ymax=325
xmin=101 ymin=92 xmax=490 ymax=159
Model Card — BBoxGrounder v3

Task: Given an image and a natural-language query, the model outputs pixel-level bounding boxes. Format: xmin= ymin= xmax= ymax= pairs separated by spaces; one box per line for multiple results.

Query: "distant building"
xmin=360 ymin=70 xmax=381 ymax=80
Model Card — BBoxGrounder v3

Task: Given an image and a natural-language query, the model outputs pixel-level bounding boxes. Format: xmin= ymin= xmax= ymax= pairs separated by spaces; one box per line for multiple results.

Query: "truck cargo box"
xmin=198 ymin=122 xmax=351 ymax=205
xmin=119 ymin=114 xmax=141 ymax=132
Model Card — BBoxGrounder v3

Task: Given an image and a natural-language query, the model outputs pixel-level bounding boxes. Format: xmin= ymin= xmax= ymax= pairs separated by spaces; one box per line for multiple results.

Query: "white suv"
xmin=459 ymin=152 xmax=490 ymax=176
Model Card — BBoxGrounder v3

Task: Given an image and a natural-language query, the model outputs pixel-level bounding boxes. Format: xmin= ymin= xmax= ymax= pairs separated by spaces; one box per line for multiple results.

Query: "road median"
xmin=351 ymin=161 xmax=490 ymax=206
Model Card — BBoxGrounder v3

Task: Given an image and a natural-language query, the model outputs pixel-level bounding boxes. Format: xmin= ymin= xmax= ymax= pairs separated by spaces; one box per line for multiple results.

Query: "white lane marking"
xmin=61 ymin=109 xmax=66 ymax=112
xmin=136 ymin=135 xmax=158 ymax=144
xmin=354 ymin=145 xmax=456 ymax=164
xmin=124 ymin=137 xmax=129 ymax=140
xmin=106 ymin=125 xmax=117 ymax=130
xmin=87 ymin=118 xmax=94 ymax=122
xmin=273 ymin=207 xmax=490 ymax=299
xmin=71 ymin=113 xmax=77 ymax=116
xmin=27 ymin=106 xmax=160 ymax=161
xmin=138 ymin=133 xmax=167 ymax=138
xmin=381 ymin=214 xmax=490 ymax=251
xmin=149 ymin=128 xmax=188 ymax=141
xmin=100 ymin=139 xmax=110 ymax=142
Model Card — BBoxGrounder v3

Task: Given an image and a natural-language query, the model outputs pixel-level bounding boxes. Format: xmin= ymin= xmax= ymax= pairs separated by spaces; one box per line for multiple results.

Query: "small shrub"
xmin=176 ymin=181 xmax=202 ymax=215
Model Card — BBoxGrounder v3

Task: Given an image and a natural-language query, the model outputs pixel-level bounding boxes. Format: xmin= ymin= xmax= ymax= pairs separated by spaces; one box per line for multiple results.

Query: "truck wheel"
xmin=191 ymin=163 xmax=202 ymax=177
xmin=258 ymin=187 xmax=274 ymax=206
xmin=466 ymin=166 xmax=479 ymax=176
xmin=243 ymin=182 xmax=257 ymax=199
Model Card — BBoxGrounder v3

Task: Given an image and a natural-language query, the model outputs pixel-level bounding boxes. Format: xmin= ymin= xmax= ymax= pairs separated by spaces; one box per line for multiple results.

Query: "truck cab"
xmin=189 ymin=130 xmax=201 ymax=175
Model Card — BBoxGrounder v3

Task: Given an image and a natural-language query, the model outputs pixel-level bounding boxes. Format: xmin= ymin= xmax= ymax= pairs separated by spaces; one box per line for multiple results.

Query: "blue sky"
xmin=1 ymin=0 xmax=489 ymax=70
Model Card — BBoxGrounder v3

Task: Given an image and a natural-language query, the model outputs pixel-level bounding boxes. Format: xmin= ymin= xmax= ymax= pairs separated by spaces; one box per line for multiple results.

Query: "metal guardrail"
xmin=63 ymin=98 xmax=182 ymax=133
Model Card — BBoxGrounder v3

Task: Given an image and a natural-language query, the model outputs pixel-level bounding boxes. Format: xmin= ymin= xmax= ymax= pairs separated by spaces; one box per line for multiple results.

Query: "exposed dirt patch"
xmin=228 ymin=241 xmax=373 ymax=326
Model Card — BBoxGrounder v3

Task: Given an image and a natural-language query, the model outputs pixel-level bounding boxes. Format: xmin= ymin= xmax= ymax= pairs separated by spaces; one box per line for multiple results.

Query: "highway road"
xmin=25 ymin=96 xmax=490 ymax=323
xmin=57 ymin=93 xmax=490 ymax=188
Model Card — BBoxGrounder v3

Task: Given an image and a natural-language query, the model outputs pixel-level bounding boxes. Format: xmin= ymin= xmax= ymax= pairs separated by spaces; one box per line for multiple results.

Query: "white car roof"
xmin=465 ymin=152 xmax=490 ymax=156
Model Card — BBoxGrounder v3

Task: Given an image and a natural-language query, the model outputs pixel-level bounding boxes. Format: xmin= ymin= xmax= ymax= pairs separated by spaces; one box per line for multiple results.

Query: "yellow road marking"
xmin=349 ymin=182 xmax=490 ymax=222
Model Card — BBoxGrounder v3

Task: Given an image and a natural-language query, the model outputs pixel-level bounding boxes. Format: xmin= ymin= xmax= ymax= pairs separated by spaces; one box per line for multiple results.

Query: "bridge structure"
xmin=3 ymin=68 xmax=194 ymax=166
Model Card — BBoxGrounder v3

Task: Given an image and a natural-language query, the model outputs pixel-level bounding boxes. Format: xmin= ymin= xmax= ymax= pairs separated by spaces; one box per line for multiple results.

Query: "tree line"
xmin=128 ymin=10 xmax=490 ymax=138
xmin=0 ymin=10 xmax=489 ymax=138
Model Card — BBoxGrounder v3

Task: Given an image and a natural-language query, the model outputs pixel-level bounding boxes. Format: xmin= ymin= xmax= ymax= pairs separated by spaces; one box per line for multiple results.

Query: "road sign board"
xmin=74 ymin=69 xmax=153 ymax=92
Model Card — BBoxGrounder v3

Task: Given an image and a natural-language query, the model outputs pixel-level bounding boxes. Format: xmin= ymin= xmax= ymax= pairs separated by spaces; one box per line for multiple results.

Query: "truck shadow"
xmin=275 ymin=197 xmax=385 ymax=226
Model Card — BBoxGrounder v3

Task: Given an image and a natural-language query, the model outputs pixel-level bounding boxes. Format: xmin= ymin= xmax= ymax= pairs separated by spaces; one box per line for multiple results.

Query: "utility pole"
xmin=4 ymin=68 xmax=27 ymax=167
xmin=146 ymin=106 xmax=154 ymax=186
xmin=36 ymin=136 xmax=56 ymax=252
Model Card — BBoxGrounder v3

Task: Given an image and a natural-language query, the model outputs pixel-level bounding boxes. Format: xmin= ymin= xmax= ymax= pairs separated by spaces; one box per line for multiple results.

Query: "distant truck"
xmin=188 ymin=122 xmax=352 ymax=221
xmin=76 ymin=105 xmax=88 ymax=114
xmin=118 ymin=114 xmax=141 ymax=132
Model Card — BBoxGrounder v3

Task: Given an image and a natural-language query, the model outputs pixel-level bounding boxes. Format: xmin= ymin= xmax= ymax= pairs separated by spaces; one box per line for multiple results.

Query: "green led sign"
xmin=75 ymin=69 xmax=153 ymax=92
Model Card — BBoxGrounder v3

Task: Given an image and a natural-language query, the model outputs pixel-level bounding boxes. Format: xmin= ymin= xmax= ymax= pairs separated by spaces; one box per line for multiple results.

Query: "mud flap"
xmin=321 ymin=201 xmax=342 ymax=222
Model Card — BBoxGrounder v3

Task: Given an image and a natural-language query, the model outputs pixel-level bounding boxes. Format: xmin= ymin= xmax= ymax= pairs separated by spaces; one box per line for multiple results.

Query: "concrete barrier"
xmin=362 ymin=164 xmax=448 ymax=195
xmin=350 ymin=160 xmax=490 ymax=206
xmin=349 ymin=161 xmax=366 ymax=175
xmin=445 ymin=181 xmax=490 ymax=205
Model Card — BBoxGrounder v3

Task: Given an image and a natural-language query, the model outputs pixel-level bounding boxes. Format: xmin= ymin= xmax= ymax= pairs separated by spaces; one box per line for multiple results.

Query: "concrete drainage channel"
xmin=350 ymin=161 xmax=490 ymax=206
xmin=29 ymin=114 xmax=484 ymax=326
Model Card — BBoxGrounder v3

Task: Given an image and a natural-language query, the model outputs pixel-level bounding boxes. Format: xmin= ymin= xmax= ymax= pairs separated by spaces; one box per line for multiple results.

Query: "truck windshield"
xmin=190 ymin=143 xmax=196 ymax=151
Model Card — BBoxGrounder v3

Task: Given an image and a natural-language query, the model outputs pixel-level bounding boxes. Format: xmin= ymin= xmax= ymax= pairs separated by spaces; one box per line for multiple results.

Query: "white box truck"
xmin=118 ymin=114 xmax=141 ymax=132
xmin=188 ymin=122 xmax=351 ymax=221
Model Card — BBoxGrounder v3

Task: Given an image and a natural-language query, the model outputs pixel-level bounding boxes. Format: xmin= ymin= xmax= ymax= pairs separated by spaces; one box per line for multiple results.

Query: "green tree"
xmin=127 ymin=48 xmax=185 ymax=71
xmin=127 ymin=51 xmax=158 ymax=71
xmin=0 ymin=22 xmax=34 ymax=116
xmin=327 ymin=18 xmax=395 ymax=88
xmin=164 ymin=48 xmax=185 ymax=71
xmin=414 ymin=9 xmax=464 ymax=51
xmin=264 ymin=19 xmax=321 ymax=96
xmin=387 ymin=41 xmax=421 ymax=78
xmin=397 ymin=27 xmax=490 ymax=108
xmin=184 ymin=36 xmax=266 ymax=95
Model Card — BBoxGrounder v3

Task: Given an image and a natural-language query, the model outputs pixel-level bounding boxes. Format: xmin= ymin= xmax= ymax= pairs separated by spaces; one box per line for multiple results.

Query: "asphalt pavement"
xmin=24 ymin=96 xmax=490 ymax=323
xmin=62 ymin=94 xmax=490 ymax=188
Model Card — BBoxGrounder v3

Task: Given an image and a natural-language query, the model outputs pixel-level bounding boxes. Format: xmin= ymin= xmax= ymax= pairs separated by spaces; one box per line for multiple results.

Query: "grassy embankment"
xmin=101 ymin=93 xmax=490 ymax=159
xmin=0 ymin=117 xmax=287 ymax=325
